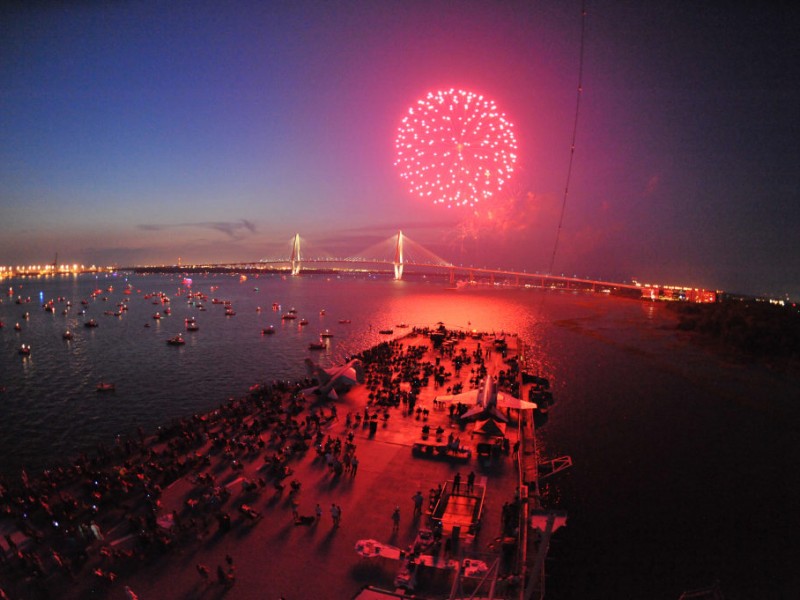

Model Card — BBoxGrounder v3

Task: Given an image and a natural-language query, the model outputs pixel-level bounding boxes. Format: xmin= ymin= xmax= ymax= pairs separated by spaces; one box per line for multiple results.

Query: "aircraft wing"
xmin=435 ymin=389 xmax=537 ymax=410
xmin=322 ymin=365 xmax=359 ymax=387
xmin=495 ymin=392 xmax=537 ymax=411
xmin=435 ymin=389 xmax=481 ymax=406
xmin=301 ymin=359 xmax=364 ymax=400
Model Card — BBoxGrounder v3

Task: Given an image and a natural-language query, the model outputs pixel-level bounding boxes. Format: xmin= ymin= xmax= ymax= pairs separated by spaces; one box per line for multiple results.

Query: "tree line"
xmin=668 ymin=299 xmax=800 ymax=366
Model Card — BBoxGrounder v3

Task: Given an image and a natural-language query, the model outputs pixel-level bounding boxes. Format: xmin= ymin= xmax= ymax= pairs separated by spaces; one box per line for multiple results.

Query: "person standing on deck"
xmin=412 ymin=491 xmax=424 ymax=517
xmin=392 ymin=506 xmax=401 ymax=532
xmin=466 ymin=471 xmax=475 ymax=494
xmin=453 ymin=472 xmax=461 ymax=495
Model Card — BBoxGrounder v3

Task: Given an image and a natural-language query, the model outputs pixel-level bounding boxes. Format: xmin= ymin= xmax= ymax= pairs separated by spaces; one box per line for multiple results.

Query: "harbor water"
xmin=0 ymin=273 xmax=797 ymax=599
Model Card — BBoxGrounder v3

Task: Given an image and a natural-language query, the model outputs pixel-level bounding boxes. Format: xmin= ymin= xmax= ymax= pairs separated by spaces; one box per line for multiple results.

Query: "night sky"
xmin=2 ymin=2 xmax=798 ymax=298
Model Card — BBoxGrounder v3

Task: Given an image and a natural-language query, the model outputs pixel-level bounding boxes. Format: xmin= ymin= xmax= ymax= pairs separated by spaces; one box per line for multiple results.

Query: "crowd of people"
xmin=0 ymin=325 xmax=526 ymax=599
xmin=0 ymin=375 xmax=344 ymax=597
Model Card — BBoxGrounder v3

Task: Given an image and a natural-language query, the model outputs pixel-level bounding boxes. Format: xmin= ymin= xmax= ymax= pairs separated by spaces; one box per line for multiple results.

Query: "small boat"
xmin=21 ymin=312 xmax=30 ymax=320
xmin=152 ymin=312 xmax=161 ymax=320
xmin=395 ymin=323 xmax=409 ymax=328
xmin=320 ymin=330 xmax=334 ymax=338
xmin=320 ymin=309 xmax=326 ymax=315
xmin=308 ymin=341 xmax=326 ymax=350
xmin=261 ymin=326 xmax=275 ymax=335
xmin=186 ymin=323 xmax=199 ymax=331
xmin=225 ymin=308 xmax=236 ymax=316
xmin=84 ymin=319 xmax=99 ymax=328
xmin=63 ymin=330 xmax=73 ymax=340
xmin=18 ymin=344 xmax=31 ymax=356
xmin=96 ymin=382 xmax=115 ymax=392
xmin=14 ymin=323 xmax=22 ymax=331
xmin=272 ymin=302 xmax=280 ymax=310
xmin=288 ymin=307 xmax=298 ymax=314
xmin=164 ymin=307 xmax=171 ymax=315
xmin=167 ymin=335 xmax=185 ymax=345
xmin=379 ymin=329 xmax=394 ymax=335
xmin=299 ymin=318 xmax=309 ymax=326
xmin=281 ymin=313 xmax=297 ymax=320
xmin=338 ymin=319 xmax=352 ymax=324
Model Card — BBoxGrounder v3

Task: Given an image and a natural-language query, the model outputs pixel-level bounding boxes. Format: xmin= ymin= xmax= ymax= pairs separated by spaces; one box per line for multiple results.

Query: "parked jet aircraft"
xmin=303 ymin=358 xmax=365 ymax=400
xmin=435 ymin=375 xmax=537 ymax=422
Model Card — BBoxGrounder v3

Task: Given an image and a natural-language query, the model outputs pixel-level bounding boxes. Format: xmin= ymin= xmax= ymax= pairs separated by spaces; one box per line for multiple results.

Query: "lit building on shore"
xmin=638 ymin=284 xmax=718 ymax=303
xmin=0 ymin=263 xmax=112 ymax=279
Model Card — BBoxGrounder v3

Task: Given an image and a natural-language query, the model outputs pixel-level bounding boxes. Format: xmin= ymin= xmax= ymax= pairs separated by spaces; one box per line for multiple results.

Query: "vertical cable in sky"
xmin=547 ymin=0 xmax=587 ymax=276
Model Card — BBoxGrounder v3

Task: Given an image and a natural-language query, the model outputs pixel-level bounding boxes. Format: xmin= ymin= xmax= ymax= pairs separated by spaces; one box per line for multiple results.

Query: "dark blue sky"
xmin=2 ymin=2 xmax=798 ymax=298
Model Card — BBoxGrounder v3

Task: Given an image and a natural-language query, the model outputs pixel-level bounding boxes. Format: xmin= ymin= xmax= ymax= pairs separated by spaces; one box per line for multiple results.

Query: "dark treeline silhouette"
xmin=669 ymin=299 xmax=800 ymax=366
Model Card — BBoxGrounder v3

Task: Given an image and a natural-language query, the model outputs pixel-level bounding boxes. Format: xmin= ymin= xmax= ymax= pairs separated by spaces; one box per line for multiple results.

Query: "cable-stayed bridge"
xmin=206 ymin=231 xmax=708 ymax=301
xmin=262 ymin=231 xmax=452 ymax=281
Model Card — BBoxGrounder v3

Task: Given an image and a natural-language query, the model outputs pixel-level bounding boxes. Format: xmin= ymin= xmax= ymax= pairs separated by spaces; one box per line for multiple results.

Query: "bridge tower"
xmin=290 ymin=234 xmax=301 ymax=276
xmin=393 ymin=230 xmax=404 ymax=280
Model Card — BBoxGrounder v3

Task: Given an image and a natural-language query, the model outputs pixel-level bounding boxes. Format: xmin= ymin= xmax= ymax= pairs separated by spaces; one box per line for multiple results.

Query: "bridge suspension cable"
xmin=345 ymin=231 xmax=452 ymax=268
xmin=258 ymin=234 xmax=337 ymax=267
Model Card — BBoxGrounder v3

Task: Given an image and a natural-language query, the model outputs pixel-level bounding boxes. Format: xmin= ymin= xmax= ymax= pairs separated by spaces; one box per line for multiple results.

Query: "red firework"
xmin=394 ymin=89 xmax=518 ymax=208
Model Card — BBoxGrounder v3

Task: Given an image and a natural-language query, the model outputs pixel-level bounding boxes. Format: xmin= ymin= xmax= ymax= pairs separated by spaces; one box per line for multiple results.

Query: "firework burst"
xmin=394 ymin=89 xmax=518 ymax=208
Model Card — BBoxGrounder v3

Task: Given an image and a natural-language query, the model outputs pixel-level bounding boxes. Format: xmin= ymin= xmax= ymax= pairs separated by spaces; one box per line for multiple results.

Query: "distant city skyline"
xmin=2 ymin=2 xmax=798 ymax=298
